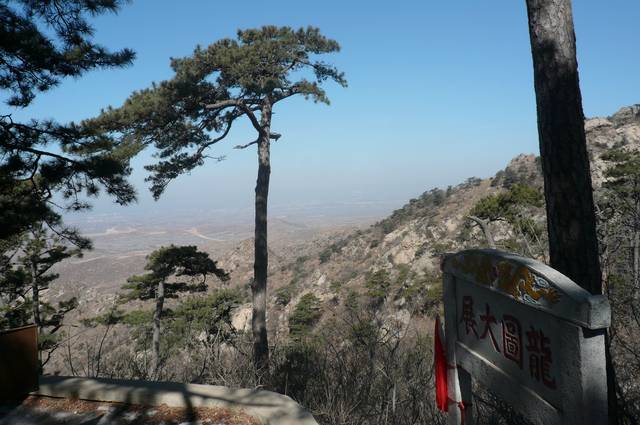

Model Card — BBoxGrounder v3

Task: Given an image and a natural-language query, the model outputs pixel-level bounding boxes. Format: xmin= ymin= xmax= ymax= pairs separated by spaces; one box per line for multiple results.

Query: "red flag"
xmin=434 ymin=315 xmax=448 ymax=412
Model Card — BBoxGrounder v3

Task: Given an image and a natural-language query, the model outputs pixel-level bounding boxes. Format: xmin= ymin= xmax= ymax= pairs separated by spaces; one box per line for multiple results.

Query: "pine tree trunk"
xmin=633 ymin=200 xmax=639 ymax=295
xmin=152 ymin=279 xmax=164 ymax=377
xmin=31 ymin=262 xmax=42 ymax=374
xmin=633 ymin=230 xmax=639 ymax=292
xmin=525 ymin=0 xmax=615 ymax=422
xmin=252 ymin=100 xmax=272 ymax=371
xmin=31 ymin=271 xmax=41 ymax=331
xmin=525 ymin=0 xmax=601 ymax=293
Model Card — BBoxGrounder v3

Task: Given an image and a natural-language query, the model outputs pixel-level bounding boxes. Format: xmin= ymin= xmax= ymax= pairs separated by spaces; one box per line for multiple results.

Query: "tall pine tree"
xmin=85 ymin=26 xmax=346 ymax=369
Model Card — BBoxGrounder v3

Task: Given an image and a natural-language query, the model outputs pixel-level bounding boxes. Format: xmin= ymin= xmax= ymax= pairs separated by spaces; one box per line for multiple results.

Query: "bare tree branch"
xmin=234 ymin=140 xmax=258 ymax=150
xmin=204 ymin=99 xmax=263 ymax=134
xmin=234 ymin=133 xmax=281 ymax=150
xmin=467 ymin=215 xmax=497 ymax=249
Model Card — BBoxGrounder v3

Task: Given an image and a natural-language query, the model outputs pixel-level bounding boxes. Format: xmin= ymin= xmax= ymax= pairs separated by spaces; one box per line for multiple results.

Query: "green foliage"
xmin=424 ymin=281 xmax=444 ymax=314
xmin=118 ymin=245 xmax=229 ymax=368
xmin=167 ymin=289 xmax=242 ymax=345
xmin=81 ymin=307 xmax=125 ymax=328
xmin=0 ymin=1 xmax=137 ymax=241
xmin=395 ymin=264 xmax=411 ymax=286
xmin=0 ymin=224 xmax=81 ymax=370
xmin=0 ymin=1 xmax=135 ymax=107
xmin=90 ymin=289 xmax=243 ymax=354
xmin=344 ymin=288 xmax=361 ymax=311
xmin=462 ymin=177 xmax=482 ymax=188
xmin=329 ymin=281 xmax=342 ymax=294
xmin=318 ymin=249 xmax=332 ymax=264
xmin=85 ymin=26 xmax=346 ymax=199
xmin=469 ymin=183 xmax=547 ymax=257
xmin=596 ymin=149 xmax=640 ymax=421
xmin=391 ymin=267 xmax=443 ymax=315
xmin=5 ymin=296 xmax=79 ymax=332
xmin=1 ymin=224 xmax=83 ymax=310
xmin=602 ymin=149 xmax=640 ymax=204
xmin=470 ymin=184 xmax=543 ymax=223
xmin=121 ymin=309 xmax=154 ymax=327
xmin=122 ymin=245 xmax=229 ymax=302
xmin=318 ymin=236 xmax=349 ymax=264
xmin=364 ymin=269 xmax=391 ymax=303
xmin=289 ymin=293 xmax=323 ymax=338
xmin=272 ymin=339 xmax=323 ymax=401
xmin=274 ymin=284 xmax=295 ymax=306
xmin=414 ymin=242 xmax=429 ymax=259
xmin=376 ymin=188 xmax=445 ymax=235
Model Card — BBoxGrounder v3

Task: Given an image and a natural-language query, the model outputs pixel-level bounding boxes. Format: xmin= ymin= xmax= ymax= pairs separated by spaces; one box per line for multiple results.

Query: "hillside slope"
xmin=219 ymin=104 xmax=640 ymax=339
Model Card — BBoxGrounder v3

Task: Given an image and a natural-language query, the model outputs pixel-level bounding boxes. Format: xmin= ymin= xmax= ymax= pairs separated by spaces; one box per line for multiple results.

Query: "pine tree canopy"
xmin=470 ymin=184 xmax=543 ymax=223
xmin=0 ymin=0 xmax=137 ymax=241
xmin=602 ymin=149 xmax=640 ymax=199
xmin=0 ymin=224 xmax=81 ymax=303
xmin=1 ymin=0 xmax=135 ymax=107
xmin=0 ymin=224 xmax=81 ymax=339
xmin=85 ymin=26 xmax=347 ymax=199
xmin=122 ymin=245 xmax=229 ymax=301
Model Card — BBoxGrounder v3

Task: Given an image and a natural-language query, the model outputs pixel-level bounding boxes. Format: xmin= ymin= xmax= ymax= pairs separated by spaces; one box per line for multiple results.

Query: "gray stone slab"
xmin=442 ymin=249 xmax=610 ymax=425
xmin=34 ymin=376 xmax=318 ymax=425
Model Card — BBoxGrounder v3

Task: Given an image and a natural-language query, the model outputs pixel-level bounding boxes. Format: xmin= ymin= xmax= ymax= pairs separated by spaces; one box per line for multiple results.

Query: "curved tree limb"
xmin=467 ymin=215 xmax=497 ymax=249
xmin=204 ymin=99 xmax=263 ymax=134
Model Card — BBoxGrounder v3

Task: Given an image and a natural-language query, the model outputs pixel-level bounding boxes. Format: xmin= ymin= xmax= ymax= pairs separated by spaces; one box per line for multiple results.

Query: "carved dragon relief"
xmin=450 ymin=253 xmax=561 ymax=306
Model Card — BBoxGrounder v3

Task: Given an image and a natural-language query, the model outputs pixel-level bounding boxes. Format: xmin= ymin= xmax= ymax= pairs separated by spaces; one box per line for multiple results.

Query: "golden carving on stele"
xmin=451 ymin=253 xmax=561 ymax=306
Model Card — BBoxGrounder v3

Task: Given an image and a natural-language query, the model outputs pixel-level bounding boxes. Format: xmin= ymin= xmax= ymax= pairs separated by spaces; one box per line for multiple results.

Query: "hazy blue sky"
xmin=11 ymin=1 xmax=640 ymax=217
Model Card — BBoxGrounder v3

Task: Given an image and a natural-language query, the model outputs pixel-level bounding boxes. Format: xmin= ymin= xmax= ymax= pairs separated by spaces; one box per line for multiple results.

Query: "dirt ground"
xmin=0 ymin=395 xmax=263 ymax=425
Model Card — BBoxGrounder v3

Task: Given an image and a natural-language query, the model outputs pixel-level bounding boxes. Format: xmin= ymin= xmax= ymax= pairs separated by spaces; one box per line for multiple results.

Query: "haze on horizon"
xmin=8 ymin=1 xmax=640 ymax=221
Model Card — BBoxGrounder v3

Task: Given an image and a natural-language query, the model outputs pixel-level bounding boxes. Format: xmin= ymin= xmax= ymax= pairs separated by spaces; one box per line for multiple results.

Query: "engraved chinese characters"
xmin=458 ymin=295 xmax=556 ymax=389
xmin=502 ymin=315 xmax=522 ymax=368
xmin=526 ymin=327 xmax=556 ymax=389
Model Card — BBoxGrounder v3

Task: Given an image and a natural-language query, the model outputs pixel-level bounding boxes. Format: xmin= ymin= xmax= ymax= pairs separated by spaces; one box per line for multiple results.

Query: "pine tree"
xmin=525 ymin=0 xmax=601 ymax=293
xmin=0 ymin=0 xmax=137 ymax=242
xmin=468 ymin=184 xmax=546 ymax=258
xmin=0 ymin=223 xmax=82 ymax=373
xmin=601 ymin=149 xmax=640 ymax=296
xmin=85 ymin=26 xmax=346 ymax=369
xmin=525 ymin=0 xmax=613 ymax=419
xmin=121 ymin=245 xmax=228 ymax=377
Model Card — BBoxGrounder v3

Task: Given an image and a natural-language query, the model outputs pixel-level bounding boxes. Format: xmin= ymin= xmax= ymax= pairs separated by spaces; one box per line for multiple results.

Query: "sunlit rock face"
xmin=587 ymin=105 xmax=640 ymax=186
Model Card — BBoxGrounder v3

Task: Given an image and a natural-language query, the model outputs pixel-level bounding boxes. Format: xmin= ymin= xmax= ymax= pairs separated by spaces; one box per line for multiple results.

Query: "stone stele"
xmin=442 ymin=249 xmax=610 ymax=425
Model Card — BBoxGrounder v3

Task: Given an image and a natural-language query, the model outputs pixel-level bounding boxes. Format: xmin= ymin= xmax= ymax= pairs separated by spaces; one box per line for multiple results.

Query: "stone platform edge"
xmin=33 ymin=376 xmax=318 ymax=425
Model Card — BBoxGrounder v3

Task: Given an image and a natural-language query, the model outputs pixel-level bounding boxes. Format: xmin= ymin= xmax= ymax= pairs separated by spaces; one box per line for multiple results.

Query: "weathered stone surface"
xmin=231 ymin=304 xmax=252 ymax=333
xmin=35 ymin=376 xmax=318 ymax=425
xmin=442 ymin=249 xmax=610 ymax=425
